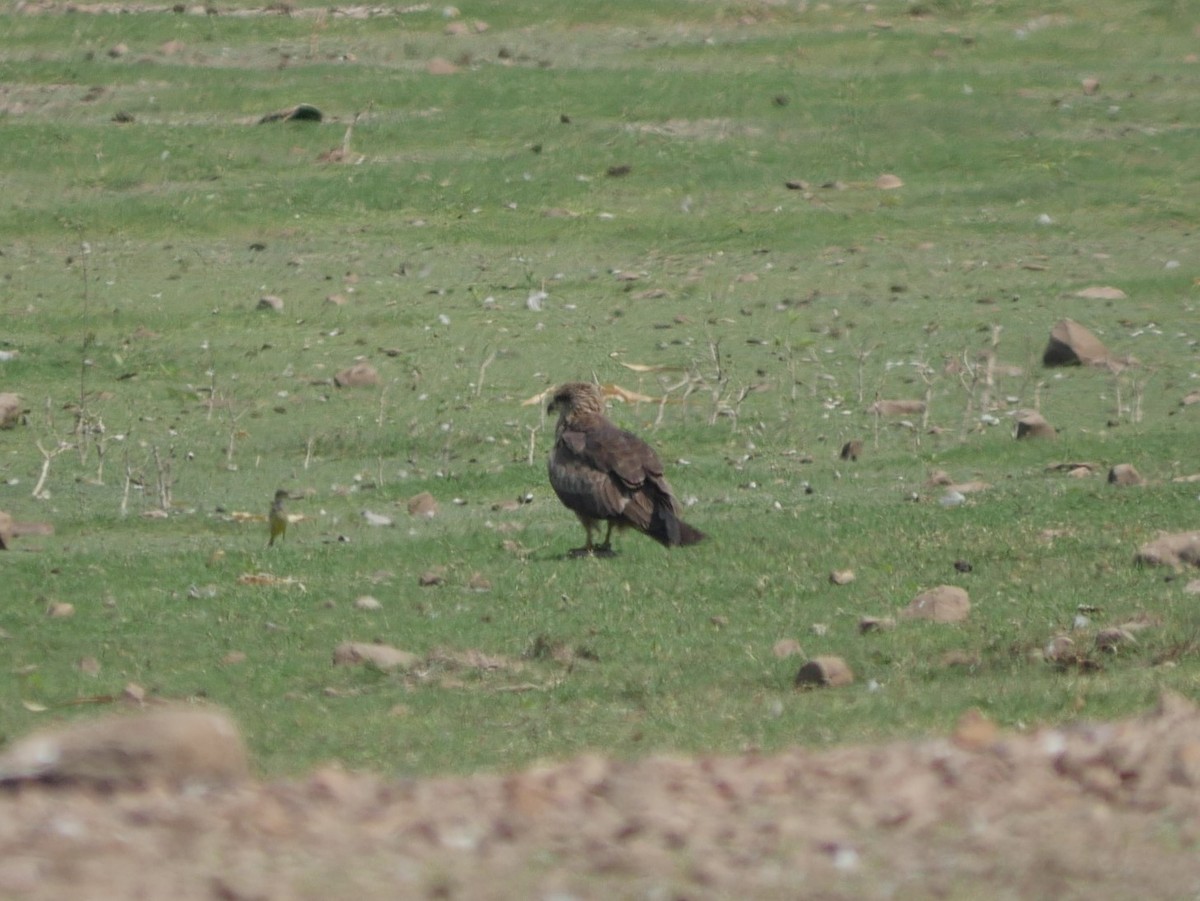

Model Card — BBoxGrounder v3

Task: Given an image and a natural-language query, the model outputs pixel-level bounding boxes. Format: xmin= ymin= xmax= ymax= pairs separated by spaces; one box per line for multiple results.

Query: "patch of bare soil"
xmin=5 ymin=695 xmax=1200 ymax=899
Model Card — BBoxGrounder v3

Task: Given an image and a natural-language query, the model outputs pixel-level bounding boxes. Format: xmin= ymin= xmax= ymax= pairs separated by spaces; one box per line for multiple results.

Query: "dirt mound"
xmin=4 ymin=695 xmax=1200 ymax=898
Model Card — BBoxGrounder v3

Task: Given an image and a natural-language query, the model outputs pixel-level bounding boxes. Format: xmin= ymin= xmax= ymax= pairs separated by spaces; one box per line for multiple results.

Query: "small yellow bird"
xmin=268 ymin=489 xmax=289 ymax=547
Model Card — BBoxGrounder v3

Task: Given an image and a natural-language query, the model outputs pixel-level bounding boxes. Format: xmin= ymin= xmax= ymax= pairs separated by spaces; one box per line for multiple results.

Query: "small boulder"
xmin=333 ymin=362 xmax=379 ymax=388
xmin=868 ymin=399 xmax=925 ymax=417
xmin=840 ymin=440 xmax=863 ymax=461
xmin=901 ymin=585 xmax=970 ymax=623
xmin=332 ymin=641 xmax=419 ymax=671
xmin=407 ymin=491 xmax=438 ymax=518
xmin=1108 ymin=464 xmax=1145 ymax=486
xmin=1043 ymin=318 xmax=1128 ymax=370
xmin=0 ymin=708 xmax=248 ymax=790
xmin=1135 ymin=532 xmax=1200 ymax=570
xmin=794 ymin=656 xmax=854 ymax=688
xmin=0 ymin=393 xmax=26 ymax=429
xmin=256 ymin=294 xmax=284 ymax=312
xmin=1015 ymin=411 xmax=1056 ymax=439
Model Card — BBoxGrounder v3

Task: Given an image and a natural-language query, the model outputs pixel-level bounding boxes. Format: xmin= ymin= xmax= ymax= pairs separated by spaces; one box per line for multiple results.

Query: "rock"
xmin=0 ymin=511 xmax=53 ymax=550
xmin=1108 ymin=464 xmax=1145 ymax=486
xmin=258 ymin=103 xmax=322 ymax=124
xmin=1043 ymin=635 xmax=1075 ymax=663
xmin=1182 ymin=390 xmax=1200 ymax=407
xmin=0 ymin=707 xmax=248 ymax=790
xmin=772 ymin=638 xmax=804 ymax=658
xmin=0 ymin=393 xmax=26 ymax=429
xmin=794 ymin=656 xmax=854 ymax=688
xmin=256 ymin=294 xmax=284 ymax=312
xmin=901 ymin=586 xmax=970 ymax=623
xmin=46 ymin=602 xmax=75 ymax=618
xmin=1135 ymin=532 xmax=1200 ymax=570
xmin=407 ymin=491 xmax=438 ymax=518
xmin=332 ymin=641 xmax=419 ymax=671
xmin=840 ymin=440 xmax=863 ymax=461
xmin=868 ymin=399 xmax=925 ymax=417
xmin=353 ymin=595 xmax=382 ymax=611
xmin=1043 ymin=318 xmax=1123 ymax=369
xmin=1081 ymin=77 xmax=1100 ymax=95
xmin=952 ymin=708 xmax=999 ymax=750
xmin=362 ymin=510 xmax=394 ymax=527
xmin=1096 ymin=627 xmax=1137 ymax=651
xmin=858 ymin=616 xmax=896 ymax=634
xmin=333 ymin=362 xmax=379 ymax=387
xmin=874 ymin=173 xmax=904 ymax=190
xmin=419 ymin=566 xmax=447 ymax=586
xmin=829 ymin=569 xmax=856 ymax=586
xmin=1015 ymin=411 xmax=1056 ymax=439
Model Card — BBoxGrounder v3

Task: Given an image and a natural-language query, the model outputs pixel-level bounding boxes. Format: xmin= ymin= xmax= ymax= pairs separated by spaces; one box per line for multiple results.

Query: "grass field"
xmin=1 ymin=0 xmax=1198 ymax=778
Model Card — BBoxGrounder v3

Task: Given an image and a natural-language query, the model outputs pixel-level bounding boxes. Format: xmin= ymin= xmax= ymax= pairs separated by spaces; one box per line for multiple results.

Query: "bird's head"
xmin=548 ymin=382 xmax=605 ymax=420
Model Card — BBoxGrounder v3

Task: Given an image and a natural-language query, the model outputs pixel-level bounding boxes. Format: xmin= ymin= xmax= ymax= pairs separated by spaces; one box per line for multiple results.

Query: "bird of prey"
xmin=268 ymin=489 xmax=289 ymax=547
xmin=547 ymin=381 xmax=704 ymax=557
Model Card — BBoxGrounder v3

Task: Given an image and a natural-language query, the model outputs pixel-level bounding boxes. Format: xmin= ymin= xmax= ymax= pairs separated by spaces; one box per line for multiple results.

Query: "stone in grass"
xmin=256 ymin=294 xmax=284 ymax=312
xmin=1043 ymin=318 xmax=1113 ymax=368
xmin=858 ymin=616 xmax=896 ymax=634
xmin=1015 ymin=411 xmax=1055 ymax=440
xmin=867 ymin=399 xmax=925 ymax=417
xmin=407 ymin=491 xmax=438 ymax=518
xmin=0 ymin=707 xmax=248 ymax=790
xmin=901 ymin=585 xmax=970 ymax=623
xmin=1135 ymin=532 xmax=1200 ymax=570
xmin=840 ymin=440 xmax=863 ymax=461
xmin=0 ymin=393 xmax=26 ymax=429
xmin=1108 ymin=464 xmax=1146 ymax=486
xmin=258 ymin=103 xmax=323 ymax=124
xmin=333 ymin=362 xmax=379 ymax=388
xmin=332 ymin=641 xmax=419 ymax=672
xmin=794 ymin=655 xmax=854 ymax=688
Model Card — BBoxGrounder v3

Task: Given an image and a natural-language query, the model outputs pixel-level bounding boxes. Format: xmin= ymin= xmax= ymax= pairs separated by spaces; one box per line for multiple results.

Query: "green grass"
xmin=1 ymin=0 xmax=1198 ymax=778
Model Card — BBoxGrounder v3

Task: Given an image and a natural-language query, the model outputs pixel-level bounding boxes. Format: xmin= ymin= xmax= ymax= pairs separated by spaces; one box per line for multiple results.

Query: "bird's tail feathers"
xmin=646 ymin=508 xmax=705 ymax=547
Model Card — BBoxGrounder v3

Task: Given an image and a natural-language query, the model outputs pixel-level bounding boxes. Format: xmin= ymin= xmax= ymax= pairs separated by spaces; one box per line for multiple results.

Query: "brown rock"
xmin=426 ymin=57 xmax=459 ymax=75
xmin=1043 ymin=319 xmax=1113 ymax=368
xmin=772 ymin=638 xmax=804 ymax=658
xmin=794 ymin=656 xmax=854 ymax=688
xmin=256 ymin=294 xmax=284 ymax=312
xmin=840 ymin=440 xmax=863 ymax=461
xmin=1108 ymin=464 xmax=1145 ymax=486
xmin=332 ymin=641 xmax=419 ymax=671
xmin=419 ymin=566 xmax=448 ymax=586
xmin=0 ymin=393 xmax=25 ymax=429
xmin=901 ymin=585 xmax=970 ymax=623
xmin=868 ymin=399 xmax=925 ymax=417
xmin=829 ymin=569 xmax=856 ymax=586
xmin=858 ymin=616 xmax=896 ymax=634
xmin=0 ymin=510 xmax=55 ymax=549
xmin=1135 ymin=532 xmax=1200 ymax=570
xmin=0 ymin=708 xmax=248 ymax=789
xmin=333 ymin=362 xmax=379 ymax=387
xmin=407 ymin=491 xmax=438 ymax=517
xmin=952 ymin=708 xmax=999 ymax=750
xmin=1182 ymin=390 xmax=1200 ymax=407
xmin=1015 ymin=411 xmax=1056 ymax=439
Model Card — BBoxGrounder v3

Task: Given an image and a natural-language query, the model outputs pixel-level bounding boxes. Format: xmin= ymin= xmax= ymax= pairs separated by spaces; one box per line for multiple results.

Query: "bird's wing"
xmin=552 ymin=421 xmax=680 ymax=530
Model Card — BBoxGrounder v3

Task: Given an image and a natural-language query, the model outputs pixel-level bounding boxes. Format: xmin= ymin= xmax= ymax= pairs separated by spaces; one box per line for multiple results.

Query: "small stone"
xmin=795 ymin=656 xmax=854 ymax=688
xmin=354 ymin=595 xmax=382 ymax=611
xmin=1081 ymin=77 xmax=1100 ymax=95
xmin=1108 ymin=464 xmax=1145 ymax=486
xmin=901 ymin=585 xmax=971 ymax=623
xmin=840 ymin=440 xmax=863 ymax=461
xmin=332 ymin=641 xmax=419 ymax=671
xmin=773 ymin=638 xmax=804 ymax=658
xmin=829 ymin=569 xmax=856 ymax=586
xmin=333 ymin=362 xmax=379 ymax=387
xmin=858 ymin=616 xmax=896 ymax=634
xmin=467 ymin=572 xmax=492 ymax=591
xmin=46 ymin=602 xmax=75 ymax=618
xmin=952 ymin=708 xmax=999 ymax=750
xmin=1015 ymin=411 xmax=1055 ymax=439
xmin=0 ymin=707 xmax=248 ymax=789
xmin=407 ymin=491 xmax=438 ymax=518
xmin=1096 ymin=627 xmax=1136 ymax=651
xmin=419 ymin=566 xmax=447 ymax=586
xmin=256 ymin=295 xmax=284 ymax=312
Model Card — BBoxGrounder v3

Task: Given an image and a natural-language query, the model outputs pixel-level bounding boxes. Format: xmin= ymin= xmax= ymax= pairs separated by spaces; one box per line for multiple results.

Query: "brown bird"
xmin=267 ymin=489 xmax=289 ymax=547
xmin=547 ymin=381 xmax=705 ymax=557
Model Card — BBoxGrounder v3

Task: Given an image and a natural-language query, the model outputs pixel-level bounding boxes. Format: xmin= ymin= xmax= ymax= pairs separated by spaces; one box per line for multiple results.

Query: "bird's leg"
xmin=568 ymin=521 xmax=597 ymax=558
xmin=595 ymin=521 xmax=616 ymax=555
